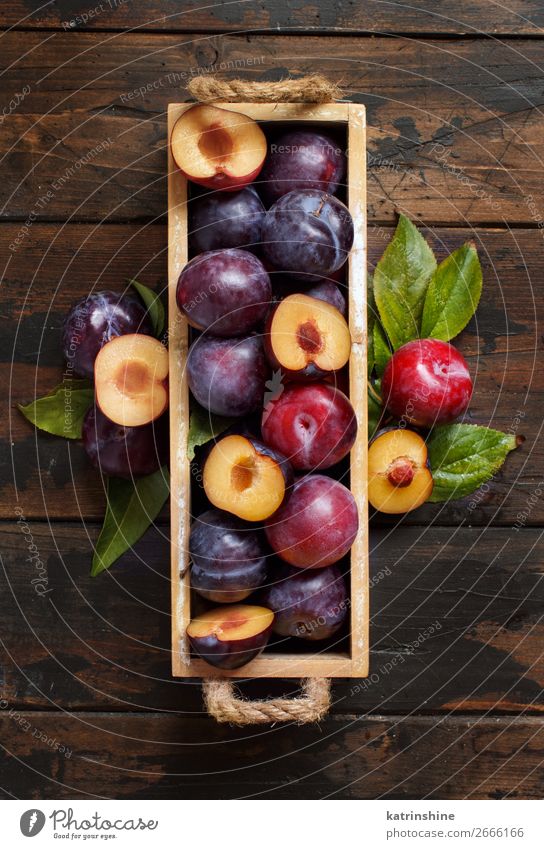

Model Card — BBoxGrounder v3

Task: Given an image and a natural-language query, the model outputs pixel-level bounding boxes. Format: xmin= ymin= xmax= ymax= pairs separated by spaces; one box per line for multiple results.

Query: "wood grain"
xmin=2 ymin=0 xmax=544 ymax=35
xmin=2 ymin=224 xmax=541 ymax=524
xmin=1 ymin=710 xmax=543 ymax=799
xmin=1 ymin=33 xmax=544 ymax=224
xmin=3 ymin=522 xmax=544 ymax=715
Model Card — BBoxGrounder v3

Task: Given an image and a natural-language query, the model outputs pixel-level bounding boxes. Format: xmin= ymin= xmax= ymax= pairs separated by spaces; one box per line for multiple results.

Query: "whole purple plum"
xmin=189 ymin=187 xmax=265 ymax=254
xmin=62 ymin=290 xmax=152 ymax=378
xmin=187 ymin=334 xmax=267 ymax=417
xmin=262 ymin=563 xmax=348 ymax=641
xmin=176 ymin=248 xmax=271 ymax=336
xmin=82 ymin=406 xmax=166 ymax=479
xmin=190 ymin=509 xmax=269 ymax=603
xmin=261 ymin=190 xmax=354 ymax=282
xmin=305 ymin=280 xmax=347 ymax=316
xmin=259 ymin=131 xmax=346 ymax=204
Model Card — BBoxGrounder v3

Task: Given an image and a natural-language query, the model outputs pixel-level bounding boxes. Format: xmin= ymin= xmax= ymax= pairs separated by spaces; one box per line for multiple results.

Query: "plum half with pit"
xmin=190 ymin=509 xmax=268 ymax=603
xmin=262 ymin=382 xmax=357 ymax=470
xmin=189 ymin=187 xmax=265 ymax=254
xmin=62 ymin=290 xmax=152 ymax=379
xmin=82 ymin=406 xmax=166 ymax=479
xmin=187 ymin=333 xmax=267 ymax=417
xmin=204 ymin=434 xmax=293 ymax=522
xmin=368 ymin=428 xmax=433 ymax=514
xmin=265 ymin=475 xmax=358 ymax=569
xmin=187 ymin=604 xmax=274 ymax=669
xmin=261 ymin=189 xmax=354 ymax=281
xmin=382 ymin=338 xmax=473 ymax=427
xmin=259 ymin=130 xmax=346 ymax=204
xmin=176 ymin=248 xmax=271 ymax=337
xmin=262 ymin=563 xmax=348 ymax=641
xmin=264 ymin=293 xmax=351 ymax=381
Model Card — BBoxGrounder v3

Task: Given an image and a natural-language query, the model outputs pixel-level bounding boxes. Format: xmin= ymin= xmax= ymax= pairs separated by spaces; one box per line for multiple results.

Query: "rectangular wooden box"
xmin=168 ymin=101 xmax=368 ymax=678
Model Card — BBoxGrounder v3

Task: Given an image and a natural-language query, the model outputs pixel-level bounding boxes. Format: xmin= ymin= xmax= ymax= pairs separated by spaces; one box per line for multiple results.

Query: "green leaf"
xmin=368 ymin=382 xmax=383 ymax=440
xmin=18 ymin=379 xmax=94 ymax=439
xmin=91 ymin=467 xmax=170 ymax=576
xmin=374 ymin=214 xmax=437 ymax=349
xmin=187 ymin=403 xmax=234 ymax=461
xmin=421 ymin=242 xmax=482 ymax=341
xmin=427 ymin=424 xmax=518 ymax=502
xmin=373 ymin=321 xmax=392 ymax=377
xmin=130 ymin=278 xmax=165 ymax=337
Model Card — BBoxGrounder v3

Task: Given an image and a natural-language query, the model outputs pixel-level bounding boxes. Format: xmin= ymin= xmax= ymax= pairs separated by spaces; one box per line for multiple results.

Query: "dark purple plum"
xmin=305 ymin=280 xmax=347 ymax=316
xmin=82 ymin=406 xmax=166 ymax=479
xmin=187 ymin=333 xmax=267 ymax=417
xmin=176 ymin=248 xmax=271 ymax=336
xmin=190 ymin=509 xmax=268 ymax=603
xmin=62 ymin=291 xmax=152 ymax=378
xmin=261 ymin=190 xmax=354 ymax=282
xmin=189 ymin=187 xmax=266 ymax=254
xmin=259 ymin=131 xmax=346 ymax=204
xmin=262 ymin=563 xmax=348 ymax=640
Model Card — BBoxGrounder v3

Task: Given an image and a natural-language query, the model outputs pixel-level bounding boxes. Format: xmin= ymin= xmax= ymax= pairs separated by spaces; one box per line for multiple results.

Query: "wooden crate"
xmin=168 ymin=101 xmax=368 ymax=678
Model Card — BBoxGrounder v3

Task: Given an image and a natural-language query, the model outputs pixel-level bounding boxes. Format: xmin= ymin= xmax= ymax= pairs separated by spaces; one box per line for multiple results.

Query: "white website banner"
xmin=1 ymin=799 xmax=543 ymax=848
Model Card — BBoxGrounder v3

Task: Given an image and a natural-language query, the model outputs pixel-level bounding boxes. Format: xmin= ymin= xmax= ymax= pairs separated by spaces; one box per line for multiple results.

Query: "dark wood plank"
xmin=1 ymin=710 xmax=543 ymax=799
xmin=2 ymin=0 xmax=544 ymax=35
xmin=3 ymin=224 xmax=540 ymax=524
xmin=1 ymin=33 xmax=544 ymax=224
xmin=2 ymin=522 xmax=544 ymax=715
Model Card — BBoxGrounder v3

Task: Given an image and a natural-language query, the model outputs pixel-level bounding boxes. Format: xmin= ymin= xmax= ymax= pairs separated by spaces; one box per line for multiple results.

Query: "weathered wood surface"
xmin=1 ymin=33 xmax=544 ymax=224
xmin=3 ymin=0 xmax=544 ymax=35
xmin=1 ymin=710 xmax=543 ymax=799
xmin=2 ymin=522 xmax=544 ymax=715
xmin=3 ymin=224 xmax=541 ymax=523
xmin=2 ymin=5 xmax=544 ymax=800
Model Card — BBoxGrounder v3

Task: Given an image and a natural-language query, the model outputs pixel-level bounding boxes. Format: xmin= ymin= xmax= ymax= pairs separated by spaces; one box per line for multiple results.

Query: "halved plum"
xmin=265 ymin=293 xmax=351 ymax=380
xmin=203 ymin=434 xmax=292 ymax=522
xmin=94 ymin=334 xmax=168 ymax=427
xmin=171 ymin=104 xmax=267 ymax=191
xmin=187 ymin=604 xmax=274 ymax=669
xmin=368 ymin=428 xmax=433 ymax=514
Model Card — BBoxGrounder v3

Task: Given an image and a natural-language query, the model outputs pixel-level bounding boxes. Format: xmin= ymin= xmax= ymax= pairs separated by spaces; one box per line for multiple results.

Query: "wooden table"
xmin=2 ymin=1 xmax=544 ymax=799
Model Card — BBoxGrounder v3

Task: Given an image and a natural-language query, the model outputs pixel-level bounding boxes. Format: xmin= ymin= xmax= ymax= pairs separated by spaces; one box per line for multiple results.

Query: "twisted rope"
xmin=203 ymin=678 xmax=331 ymax=725
xmin=187 ymin=74 xmax=342 ymax=103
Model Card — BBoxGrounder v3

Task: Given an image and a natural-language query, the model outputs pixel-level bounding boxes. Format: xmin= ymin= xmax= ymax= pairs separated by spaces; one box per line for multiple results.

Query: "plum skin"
xmin=262 ymin=563 xmax=348 ymax=640
xmin=176 ymin=248 xmax=271 ymax=337
xmin=62 ymin=291 xmax=152 ymax=379
xmin=189 ymin=187 xmax=266 ymax=255
xmin=382 ymin=339 xmax=473 ymax=426
xmin=305 ymin=280 xmax=347 ymax=316
xmin=262 ymin=382 xmax=357 ymax=470
xmin=190 ymin=509 xmax=268 ymax=603
xmin=82 ymin=406 xmax=166 ymax=479
xmin=188 ymin=334 xmax=268 ymax=417
xmin=261 ymin=189 xmax=354 ymax=282
xmin=259 ymin=130 xmax=346 ymax=204
xmin=265 ymin=475 xmax=359 ymax=569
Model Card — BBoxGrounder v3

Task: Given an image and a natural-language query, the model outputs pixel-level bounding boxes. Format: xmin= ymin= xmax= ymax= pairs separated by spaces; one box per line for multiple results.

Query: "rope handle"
xmin=203 ymin=678 xmax=331 ymax=725
xmin=187 ymin=74 xmax=342 ymax=103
